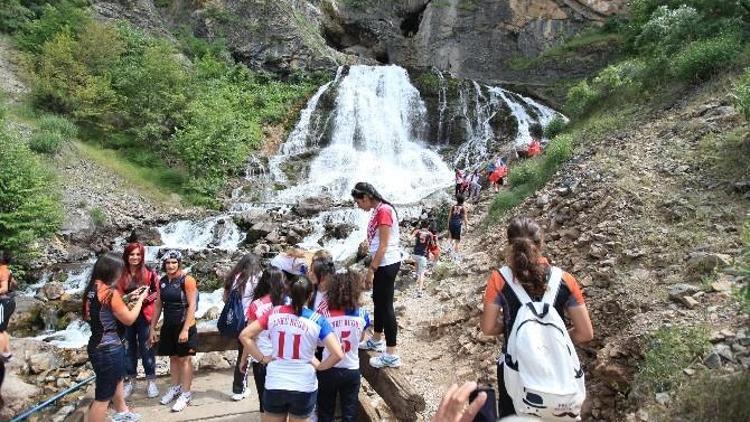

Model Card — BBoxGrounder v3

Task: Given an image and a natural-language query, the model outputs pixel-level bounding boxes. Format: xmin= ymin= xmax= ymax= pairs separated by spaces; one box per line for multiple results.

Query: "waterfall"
xmin=274 ymin=65 xmax=454 ymax=204
xmin=433 ymin=67 xmax=448 ymax=143
xmin=492 ymin=87 xmax=561 ymax=148
xmin=158 ymin=216 xmax=244 ymax=251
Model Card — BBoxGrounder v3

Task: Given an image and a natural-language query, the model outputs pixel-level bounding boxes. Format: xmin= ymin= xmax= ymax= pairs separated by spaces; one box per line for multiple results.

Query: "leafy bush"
xmin=38 ymin=114 xmax=77 ymax=138
xmin=0 ymin=128 xmax=63 ymax=257
xmin=592 ymin=59 xmax=646 ymax=93
xmin=15 ymin=0 xmax=90 ymax=54
xmin=674 ymin=372 xmax=750 ymax=422
xmin=634 ymin=325 xmax=709 ymax=395
xmin=636 ymin=5 xmax=701 ymax=53
xmin=0 ymin=0 xmax=33 ymax=33
xmin=89 ymin=207 xmax=105 ymax=227
xmin=672 ymin=33 xmax=743 ymax=82
xmin=544 ymin=116 xmax=567 ymax=139
xmin=564 ymin=80 xmax=600 ymax=118
xmin=29 ymin=130 xmax=65 ymax=154
xmin=508 ymin=159 xmax=543 ymax=187
xmin=543 ymin=134 xmax=574 ymax=171
xmin=733 ymin=68 xmax=750 ymax=121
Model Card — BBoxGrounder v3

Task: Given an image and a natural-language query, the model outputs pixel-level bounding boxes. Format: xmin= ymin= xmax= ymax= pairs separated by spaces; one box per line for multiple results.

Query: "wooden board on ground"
xmin=359 ymin=349 xmax=426 ymax=421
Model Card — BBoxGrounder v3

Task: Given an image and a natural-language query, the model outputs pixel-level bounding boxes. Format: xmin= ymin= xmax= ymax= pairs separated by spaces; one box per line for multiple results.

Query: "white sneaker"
xmin=370 ymin=353 xmax=402 ymax=368
xmin=171 ymin=392 xmax=192 ymax=412
xmin=146 ymin=380 xmax=159 ymax=399
xmin=160 ymin=385 xmax=181 ymax=405
xmin=231 ymin=390 xmax=250 ymax=401
xmin=359 ymin=338 xmax=385 ymax=352
xmin=112 ymin=411 xmax=142 ymax=422
xmin=123 ymin=380 xmax=134 ymax=399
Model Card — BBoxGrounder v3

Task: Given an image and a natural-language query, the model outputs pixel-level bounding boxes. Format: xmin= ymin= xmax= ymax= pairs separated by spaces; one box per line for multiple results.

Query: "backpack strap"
xmin=499 ymin=266 xmax=533 ymax=305
xmin=500 ymin=265 xmax=562 ymax=319
xmin=541 ymin=266 xmax=563 ymax=308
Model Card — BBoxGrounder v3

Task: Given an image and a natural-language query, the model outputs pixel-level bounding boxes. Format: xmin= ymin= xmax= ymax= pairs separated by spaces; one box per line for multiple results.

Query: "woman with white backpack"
xmin=481 ymin=217 xmax=593 ymax=420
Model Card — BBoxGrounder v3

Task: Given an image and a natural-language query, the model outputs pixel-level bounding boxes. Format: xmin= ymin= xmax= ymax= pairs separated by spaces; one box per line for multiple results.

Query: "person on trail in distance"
xmin=0 ymin=250 xmax=16 ymax=363
xmin=83 ymin=253 xmax=148 ymax=422
xmin=448 ymin=194 xmax=468 ymax=257
xmin=351 ymin=182 xmax=403 ymax=369
xmin=149 ymin=250 xmax=199 ymax=413
xmin=118 ymin=239 xmax=160 ymax=400
xmin=240 ymin=278 xmax=344 ymax=422
xmin=481 ymin=216 xmax=593 ymax=418
xmin=411 ymin=220 xmax=432 ymax=297
xmin=224 ymin=253 xmax=263 ymax=401
xmin=454 ymin=169 xmax=466 ymax=198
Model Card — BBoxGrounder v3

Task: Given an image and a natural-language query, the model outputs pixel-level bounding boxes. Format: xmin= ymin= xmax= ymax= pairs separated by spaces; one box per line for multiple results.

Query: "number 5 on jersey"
xmin=339 ymin=330 xmax=352 ymax=353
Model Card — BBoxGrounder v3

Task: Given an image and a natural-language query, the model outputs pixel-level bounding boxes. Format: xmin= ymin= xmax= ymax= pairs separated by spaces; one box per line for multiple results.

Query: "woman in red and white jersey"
xmin=241 ymin=267 xmax=286 ymax=414
xmin=241 ymin=278 xmax=343 ymax=421
xmin=318 ymin=271 xmax=370 ymax=422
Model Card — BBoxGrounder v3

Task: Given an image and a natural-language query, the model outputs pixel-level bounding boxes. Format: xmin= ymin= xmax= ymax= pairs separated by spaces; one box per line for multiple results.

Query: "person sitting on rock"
xmin=481 ymin=217 xmax=593 ymax=418
xmin=83 ymin=252 xmax=149 ymax=422
xmin=149 ymin=250 xmax=199 ymax=413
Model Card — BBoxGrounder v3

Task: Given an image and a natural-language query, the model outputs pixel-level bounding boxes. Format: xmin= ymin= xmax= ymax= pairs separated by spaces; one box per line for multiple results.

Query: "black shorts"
xmin=158 ymin=323 xmax=198 ymax=357
xmin=0 ymin=296 xmax=16 ymax=332
xmin=90 ymin=345 xmax=127 ymax=401
xmin=449 ymin=223 xmax=462 ymax=241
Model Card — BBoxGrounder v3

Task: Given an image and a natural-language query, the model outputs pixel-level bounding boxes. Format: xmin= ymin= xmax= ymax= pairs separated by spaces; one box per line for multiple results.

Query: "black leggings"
xmin=233 ymin=341 xmax=246 ymax=394
xmin=252 ymin=362 xmax=267 ymax=413
xmin=373 ymin=262 xmax=400 ymax=348
xmin=497 ymin=362 xmax=516 ymax=417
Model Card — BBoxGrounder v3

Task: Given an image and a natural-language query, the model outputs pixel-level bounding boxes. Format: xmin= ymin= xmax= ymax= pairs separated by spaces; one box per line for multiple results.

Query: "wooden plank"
xmin=359 ymin=349 xmax=426 ymax=422
xmin=151 ymin=325 xmax=236 ymax=353
xmin=358 ymin=390 xmax=381 ymax=422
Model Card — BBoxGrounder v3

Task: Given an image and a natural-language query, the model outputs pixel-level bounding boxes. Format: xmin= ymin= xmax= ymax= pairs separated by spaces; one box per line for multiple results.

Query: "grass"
xmin=633 ymin=325 xmax=710 ymax=397
xmin=669 ymin=372 xmax=750 ymax=421
xmin=696 ymin=126 xmax=750 ymax=184
xmin=739 ymin=219 xmax=750 ymax=314
xmin=509 ymin=29 xmax=623 ymax=71
xmin=73 ymin=140 xmax=180 ymax=206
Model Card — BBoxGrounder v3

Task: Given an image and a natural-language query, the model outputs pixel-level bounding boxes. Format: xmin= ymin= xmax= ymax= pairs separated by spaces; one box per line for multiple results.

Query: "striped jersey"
xmin=322 ymin=308 xmax=370 ymax=370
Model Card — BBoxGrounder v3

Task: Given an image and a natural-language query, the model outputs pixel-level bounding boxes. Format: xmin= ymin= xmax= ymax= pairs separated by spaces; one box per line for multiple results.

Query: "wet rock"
xmin=38 ymin=282 xmax=66 ymax=301
xmin=246 ymin=222 xmax=277 ymax=243
xmin=131 ymin=226 xmax=162 ymax=246
xmin=686 ymin=252 xmax=732 ymax=273
xmin=203 ymin=306 xmax=221 ymax=320
xmin=293 ymin=195 xmax=334 ymax=217
xmin=234 ymin=209 xmax=270 ymax=231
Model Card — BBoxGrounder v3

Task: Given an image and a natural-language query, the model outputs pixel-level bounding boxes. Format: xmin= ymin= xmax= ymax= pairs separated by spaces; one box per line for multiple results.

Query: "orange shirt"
xmin=0 ymin=265 xmax=11 ymax=294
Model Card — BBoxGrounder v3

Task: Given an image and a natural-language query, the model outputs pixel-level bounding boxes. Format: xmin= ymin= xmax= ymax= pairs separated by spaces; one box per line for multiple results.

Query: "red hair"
xmin=118 ymin=242 xmax=147 ymax=292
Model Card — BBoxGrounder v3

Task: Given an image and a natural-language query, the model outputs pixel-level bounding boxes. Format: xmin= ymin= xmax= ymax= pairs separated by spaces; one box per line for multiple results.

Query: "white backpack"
xmin=500 ymin=266 xmax=586 ymax=421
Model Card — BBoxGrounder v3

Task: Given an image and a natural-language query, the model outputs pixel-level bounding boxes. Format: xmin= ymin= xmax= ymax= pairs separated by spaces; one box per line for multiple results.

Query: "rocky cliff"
xmin=93 ymin=0 xmax=627 ymax=83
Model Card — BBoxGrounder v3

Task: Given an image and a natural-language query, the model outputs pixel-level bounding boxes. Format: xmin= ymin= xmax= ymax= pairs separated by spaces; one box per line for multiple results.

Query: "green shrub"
xmin=486 ymin=183 xmax=537 ymax=222
xmin=564 ymin=80 xmax=600 ymax=118
xmin=634 ymin=325 xmax=709 ymax=395
xmin=0 ymin=0 xmax=33 ymax=33
xmin=89 ymin=207 xmax=105 ymax=227
xmin=673 ymin=372 xmax=750 ymax=422
xmin=16 ymin=0 xmax=90 ymax=54
xmin=543 ymin=134 xmax=574 ymax=171
xmin=636 ymin=5 xmax=701 ymax=53
xmin=508 ymin=159 xmax=543 ymax=187
xmin=38 ymin=114 xmax=77 ymax=138
xmin=0 ymin=128 xmax=63 ymax=257
xmin=732 ymin=68 xmax=750 ymax=121
xmin=739 ymin=219 xmax=750 ymax=314
xmin=592 ymin=59 xmax=646 ymax=94
xmin=29 ymin=130 xmax=65 ymax=154
xmin=544 ymin=116 xmax=567 ymax=139
xmin=672 ymin=33 xmax=743 ymax=82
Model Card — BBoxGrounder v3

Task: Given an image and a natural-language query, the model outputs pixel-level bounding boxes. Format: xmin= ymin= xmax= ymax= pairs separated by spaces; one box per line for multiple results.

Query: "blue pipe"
xmin=10 ymin=375 xmax=96 ymax=422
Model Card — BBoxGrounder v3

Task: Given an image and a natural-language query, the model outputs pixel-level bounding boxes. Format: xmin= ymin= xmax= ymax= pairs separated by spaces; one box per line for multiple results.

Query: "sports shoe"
xmin=171 ymin=391 xmax=192 ymax=412
xmin=370 ymin=353 xmax=402 ymax=368
xmin=146 ymin=380 xmax=159 ymax=399
xmin=231 ymin=389 xmax=250 ymax=401
xmin=123 ymin=380 xmax=135 ymax=399
xmin=160 ymin=385 xmax=181 ymax=405
xmin=112 ymin=411 xmax=142 ymax=422
xmin=359 ymin=338 xmax=385 ymax=352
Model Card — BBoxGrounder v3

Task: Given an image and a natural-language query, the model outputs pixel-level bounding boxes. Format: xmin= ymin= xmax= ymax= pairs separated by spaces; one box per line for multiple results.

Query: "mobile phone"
xmin=468 ymin=385 xmax=497 ymax=422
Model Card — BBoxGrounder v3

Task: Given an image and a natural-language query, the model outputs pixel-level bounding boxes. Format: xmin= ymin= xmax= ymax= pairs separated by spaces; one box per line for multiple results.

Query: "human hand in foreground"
xmin=431 ymin=381 xmax=487 ymax=422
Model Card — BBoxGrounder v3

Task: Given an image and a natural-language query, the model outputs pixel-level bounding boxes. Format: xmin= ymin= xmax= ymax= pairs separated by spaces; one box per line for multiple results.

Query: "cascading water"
xmin=158 ymin=216 xmax=244 ymax=251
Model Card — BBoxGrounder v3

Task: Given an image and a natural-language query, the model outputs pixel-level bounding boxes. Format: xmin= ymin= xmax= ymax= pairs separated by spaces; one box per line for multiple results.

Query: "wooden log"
xmin=359 ymin=349 xmax=426 ymax=421
xmin=358 ymin=389 xmax=381 ymax=422
xmin=151 ymin=325 xmax=236 ymax=353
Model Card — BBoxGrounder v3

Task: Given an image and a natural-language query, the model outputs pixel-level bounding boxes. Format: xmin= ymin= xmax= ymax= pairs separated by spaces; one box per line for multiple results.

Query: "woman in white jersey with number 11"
xmin=241 ymin=278 xmax=344 ymax=422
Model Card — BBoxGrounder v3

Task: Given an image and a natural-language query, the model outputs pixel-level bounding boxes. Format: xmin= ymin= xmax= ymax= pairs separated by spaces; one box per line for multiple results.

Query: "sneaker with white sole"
xmin=171 ymin=392 xmax=192 ymax=412
xmin=146 ymin=380 xmax=159 ymax=399
xmin=123 ymin=380 xmax=135 ymax=399
xmin=160 ymin=385 xmax=181 ymax=405
xmin=231 ymin=389 xmax=250 ymax=401
xmin=358 ymin=338 xmax=385 ymax=352
xmin=369 ymin=353 xmax=402 ymax=368
xmin=112 ymin=411 xmax=142 ymax=422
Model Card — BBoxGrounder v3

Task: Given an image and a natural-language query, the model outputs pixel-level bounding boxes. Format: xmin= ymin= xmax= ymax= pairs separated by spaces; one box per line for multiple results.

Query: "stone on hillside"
xmin=668 ymin=283 xmax=701 ymax=300
xmin=686 ymin=252 xmax=732 ymax=273
xmin=233 ymin=209 xmax=269 ymax=231
xmin=52 ymin=405 xmax=76 ymax=422
xmin=198 ymin=352 xmax=231 ymax=370
xmin=713 ymin=344 xmax=734 ymax=362
xmin=703 ymin=352 xmax=722 ymax=369
xmin=38 ymin=282 xmax=66 ymax=301
xmin=246 ymin=222 xmax=276 ymax=243
xmin=293 ymin=195 xmax=334 ymax=217
xmin=28 ymin=350 xmax=61 ymax=374
xmin=678 ymin=296 xmax=699 ymax=309
xmin=654 ymin=392 xmax=671 ymax=406
xmin=253 ymin=243 xmax=271 ymax=256
xmin=131 ymin=226 xmax=162 ymax=245
xmin=710 ymin=276 xmax=733 ymax=293
xmin=0 ymin=373 xmax=41 ymax=420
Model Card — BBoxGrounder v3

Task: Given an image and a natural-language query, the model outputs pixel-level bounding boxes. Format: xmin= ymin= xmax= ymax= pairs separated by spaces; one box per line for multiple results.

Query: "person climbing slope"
xmin=411 ymin=220 xmax=432 ymax=296
xmin=448 ymin=195 xmax=468 ymax=257
xmin=481 ymin=217 xmax=593 ymax=419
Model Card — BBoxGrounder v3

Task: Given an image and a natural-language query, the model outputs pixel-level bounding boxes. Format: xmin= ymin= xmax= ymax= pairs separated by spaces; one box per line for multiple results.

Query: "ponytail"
xmin=506 ymin=217 xmax=546 ymax=297
xmin=290 ymin=278 xmax=313 ymax=316
xmin=351 ymin=182 xmax=398 ymax=217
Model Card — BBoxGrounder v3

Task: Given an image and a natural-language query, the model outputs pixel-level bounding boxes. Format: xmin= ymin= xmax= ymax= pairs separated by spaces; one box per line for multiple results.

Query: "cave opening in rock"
xmin=400 ymin=1 xmax=430 ymax=38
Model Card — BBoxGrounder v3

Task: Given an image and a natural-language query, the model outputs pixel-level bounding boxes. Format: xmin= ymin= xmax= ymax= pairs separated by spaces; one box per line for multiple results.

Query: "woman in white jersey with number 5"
xmin=241 ymin=278 xmax=343 ymax=421
xmin=351 ymin=182 xmax=402 ymax=368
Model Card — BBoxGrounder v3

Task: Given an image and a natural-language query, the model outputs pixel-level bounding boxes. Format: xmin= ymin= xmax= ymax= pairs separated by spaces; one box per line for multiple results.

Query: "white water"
xmin=492 ymin=87 xmax=561 ymax=147
xmin=35 ymin=319 xmax=91 ymax=349
xmin=158 ymin=215 xmax=244 ymax=251
xmin=273 ymin=65 xmax=454 ymax=204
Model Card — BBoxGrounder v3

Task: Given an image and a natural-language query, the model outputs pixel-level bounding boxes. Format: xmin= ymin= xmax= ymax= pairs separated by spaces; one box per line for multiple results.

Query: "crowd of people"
xmin=0 ymin=132 xmax=594 ymax=422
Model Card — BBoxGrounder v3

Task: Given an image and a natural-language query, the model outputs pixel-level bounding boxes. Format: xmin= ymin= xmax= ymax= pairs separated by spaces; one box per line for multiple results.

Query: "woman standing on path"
xmin=83 ymin=252 xmax=148 ymax=422
xmin=481 ymin=217 xmax=593 ymax=418
xmin=411 ymin=221 xmax=432 ymax=297
xmin=149 ymin=250 xmax=199 ymax=413
xmin=448 ymin=195 xmax=468 ymax=257
xmin=0 ymin=250 xmax=16 ymax=362
xmin=351 ymin=182 xmax=403 ymax=368
xmin=224 ymin=253 xmax=263 ymax=401
xmin=240 ymin=266 xmax=287 ymax=415
xmin=118 ymin=241 xmax=160 ymax=399
xmin=240 ymin=278 xmax=343 ymax=421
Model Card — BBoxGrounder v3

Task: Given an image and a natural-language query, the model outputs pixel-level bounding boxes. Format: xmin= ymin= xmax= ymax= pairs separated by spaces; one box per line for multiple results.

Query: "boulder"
xmin=0 ymin=372 xmax=42 ymax=420
xmin=246 ymin=222 xmax=277 ymax=243
xmin=293 ymin=195 xmax=334 ymax=217
xmin=233 ymin=208 xmax=270 ymax=231
xmin=198 ymin=351 xmax=231 ymax=370
xmin=131 ymin=226 xmax=162 ymax=246
xmin=667 ymin=283 xmax=701 ymax=300
xmin=28 ymin=349 xmax=62 ymax=374
xmin=38 ymin=282 xmax=66 ymax=301
xmin=686 ymin=252 xmax=732 ymax=273
xmin=60 ymin=209 xmax=96 ymax=242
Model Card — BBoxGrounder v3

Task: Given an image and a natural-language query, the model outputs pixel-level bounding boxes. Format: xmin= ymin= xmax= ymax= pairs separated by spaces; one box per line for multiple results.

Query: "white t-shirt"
xmin=246 ymin=295 xmax=274 ymax=359
xmin=313 ymin=290 xmax=328 ymax=314
xmin=322 ymin=308 xmax=370 ymax=370
xmin=232 ymin=273 xmax=259 ymax=316
xmin=367 ymin=203 xmax=401 ymax=267
xmin=258 ymin=306 xmax=333 ymax=392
